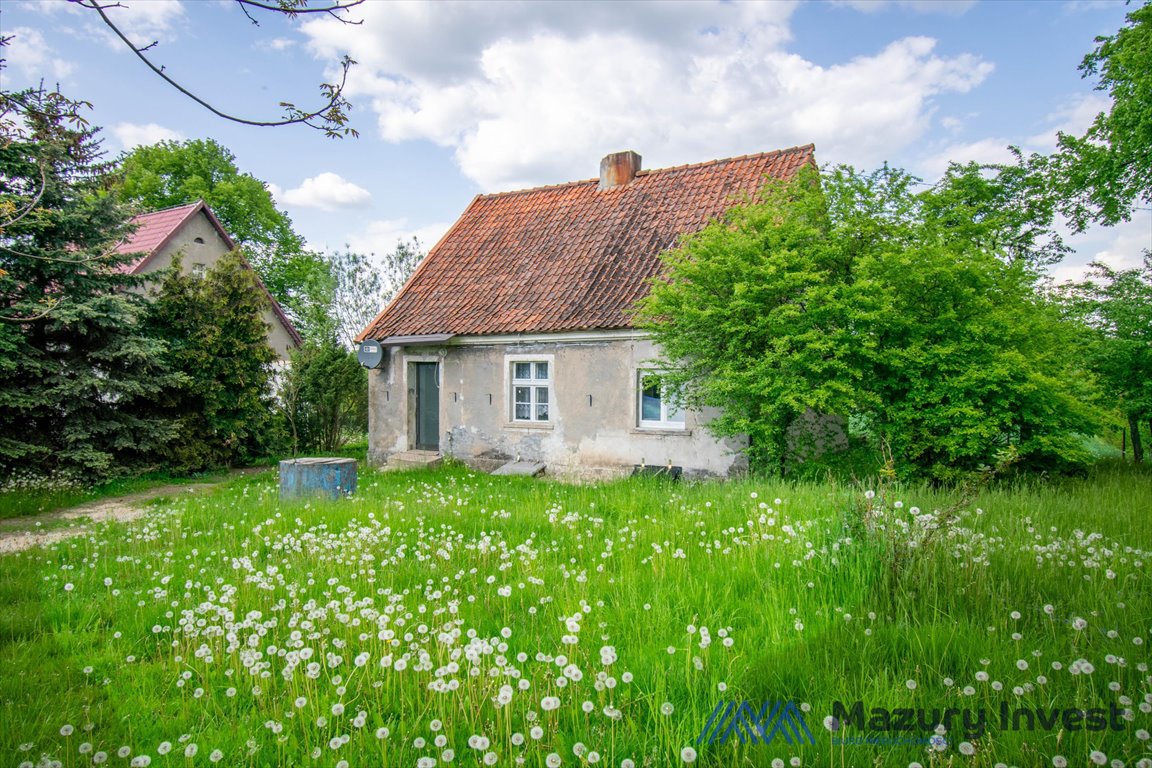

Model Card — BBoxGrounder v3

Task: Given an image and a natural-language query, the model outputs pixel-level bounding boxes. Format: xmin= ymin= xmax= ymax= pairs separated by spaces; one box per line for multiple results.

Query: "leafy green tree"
xmin=921 ymin=152 xmax=1071 ymax=269
xmin=279 ymin=342 xmax=367 ymax=453
xmin=638 ymin=165 xmax=1104 ymax=480
xmin=1052 ymin=1 xmax=1152 ymax=230
xmin=145 ymin=251 xmax=278 ymax=470
xmin=324 ymin=237 xmax=425 ymax=347
xmin=636 ymin=167 xmax=872 ymax=473
xmin=1059 ymin=255 xmax=1152 ymax=463
xmin=0 ymin=88 xmax=183 ymax=479
xmin=116 ymin=138 xmax=332 ymax=336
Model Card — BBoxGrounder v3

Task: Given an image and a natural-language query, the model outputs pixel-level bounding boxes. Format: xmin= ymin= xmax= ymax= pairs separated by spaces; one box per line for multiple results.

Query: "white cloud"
xmin=343 ymin=218 xmax=452 ymax=258
xmin=1047 ymin=212 xmax=1152 ymax=284
xmin=1025 ymin=93 xmax=1110 ymax=152
xmin=4 ymin=26 xmax=74 ymax=81
xmin=257 ymin=37 xmax=296 ymax=52
xmin=917 ymin=137 xmax=1019 ymax=179
xmin=302 ymin=2 xmax=991 ymax=190
xmin=1076 ymin=213 xmax=1152 ymax=272
xmin=111 ymin=0 xmax=185 ymax=46
xmin=1062 ymin=0 xmax=1123 ymax=12
xmin=111 ymin=122 xmax=184 ymax=151
xmin=25 ymin=0 xmax=186 ymax=50
xmin=833 ymin=0 xmax=976 ymax=15
xmin=279 ymin=172 xmax=372 ymax=211
xmin=915 ymin=93 xmax=1113 ymax=179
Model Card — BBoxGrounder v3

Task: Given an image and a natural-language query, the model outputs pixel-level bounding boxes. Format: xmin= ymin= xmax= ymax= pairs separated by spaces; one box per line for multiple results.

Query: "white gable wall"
xmin=132 ymin=211 xmax=297 ymax=360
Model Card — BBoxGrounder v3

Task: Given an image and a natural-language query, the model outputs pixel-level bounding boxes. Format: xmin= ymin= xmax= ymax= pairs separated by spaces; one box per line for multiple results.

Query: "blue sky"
xmin=3 ymin=0 xmax=1148 ymax=281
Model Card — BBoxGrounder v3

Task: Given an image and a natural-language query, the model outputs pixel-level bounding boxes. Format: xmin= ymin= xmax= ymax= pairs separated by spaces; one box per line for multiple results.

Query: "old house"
xmin=357 ymin=145 xmax=816 ymax=478
xmin=116 ymin=200 xmax=301 ymax=360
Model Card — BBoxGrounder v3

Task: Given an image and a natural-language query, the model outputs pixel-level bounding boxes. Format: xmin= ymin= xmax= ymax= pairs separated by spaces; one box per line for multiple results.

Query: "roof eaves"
xmin=354 ymin=193 xmax=484 ymax=343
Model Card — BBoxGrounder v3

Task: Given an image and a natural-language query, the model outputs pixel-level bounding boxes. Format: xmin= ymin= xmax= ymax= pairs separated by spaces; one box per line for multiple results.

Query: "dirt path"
xmin=0 ymin=467 xmax=269 ymax=555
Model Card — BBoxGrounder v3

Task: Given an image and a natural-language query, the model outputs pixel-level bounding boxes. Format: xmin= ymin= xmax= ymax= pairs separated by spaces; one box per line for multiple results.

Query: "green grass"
xmin=0 ymin=468 xmax=239 ymax=521
xmin=1 ymin=463 xmax=1150 ymax=768
xmin=0 ymin=438 xmax=369 ymax=520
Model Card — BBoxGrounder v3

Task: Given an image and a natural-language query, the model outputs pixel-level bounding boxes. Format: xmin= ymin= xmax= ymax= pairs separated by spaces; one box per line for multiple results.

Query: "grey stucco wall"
xmin=134 ymin=212 xmax=296 ymax=360
xmin=367 ymin=336 xmax=748 ymax=479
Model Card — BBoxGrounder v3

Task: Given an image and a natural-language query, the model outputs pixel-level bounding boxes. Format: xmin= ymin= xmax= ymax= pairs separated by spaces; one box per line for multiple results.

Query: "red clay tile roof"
xmin=115 ymin=200 xmax=302 ymax=347
xmin=358 ymin=145 xmax=816 ymax=342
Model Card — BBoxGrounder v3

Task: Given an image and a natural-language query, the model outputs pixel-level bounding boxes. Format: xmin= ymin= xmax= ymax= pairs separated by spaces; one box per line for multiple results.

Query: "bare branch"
xmin=237 ymin=0 xmax=364 ymax=22
xmin=238 ymin=1 xmax=261 ymax=26
xmin=0 ymin=298 xmax=64 ymax=323
xmin=0 ymin=163 xmax=48 ymax=232
xmin=69 ymin=0 xmax=360 ymax=138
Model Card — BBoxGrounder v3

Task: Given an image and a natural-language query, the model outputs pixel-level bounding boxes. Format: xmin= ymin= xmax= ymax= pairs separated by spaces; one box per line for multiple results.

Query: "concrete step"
xmin=386 ymin=450 xmax=442 ymax=470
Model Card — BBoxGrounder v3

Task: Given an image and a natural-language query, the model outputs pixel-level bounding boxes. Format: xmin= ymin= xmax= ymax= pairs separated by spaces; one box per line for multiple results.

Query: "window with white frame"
xmin=511 ymin=361 xmax=551 ymax=422
xmin=638 ymin=372 xmax=684 ymax=428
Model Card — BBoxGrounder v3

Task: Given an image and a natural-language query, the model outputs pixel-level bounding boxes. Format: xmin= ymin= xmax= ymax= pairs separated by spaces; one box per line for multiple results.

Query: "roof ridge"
xmin=130 ymin=200 xmax=203 ymax=218
xmin=477 ymin=144 xmax=815 ymax=200
xmin=636 ymin=144 xmax=815 ymax=178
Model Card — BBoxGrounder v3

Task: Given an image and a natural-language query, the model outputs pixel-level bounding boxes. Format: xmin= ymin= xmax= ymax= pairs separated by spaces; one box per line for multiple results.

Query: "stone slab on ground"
xmin=492 ymin=461 xmax=546 ymax=477
xmin=386 ymin=451 xmax=443 ymax=470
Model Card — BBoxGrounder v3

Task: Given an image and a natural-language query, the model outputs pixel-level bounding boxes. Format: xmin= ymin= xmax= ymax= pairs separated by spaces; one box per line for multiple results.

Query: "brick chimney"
xmin=598 ymin=151 xmax=641 ymax=190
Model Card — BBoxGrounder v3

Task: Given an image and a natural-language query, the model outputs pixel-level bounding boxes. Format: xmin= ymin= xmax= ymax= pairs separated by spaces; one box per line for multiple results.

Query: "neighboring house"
xmin=115 ymin=200 xmax=301 ymax=361
xmin=357 ymin=145 xmax=815 ymax=479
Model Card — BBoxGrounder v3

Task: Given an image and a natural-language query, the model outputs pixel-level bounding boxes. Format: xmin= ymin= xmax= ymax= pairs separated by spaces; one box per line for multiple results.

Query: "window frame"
xmin=506 ymin=354 xmax=554 ymax=425
xmin=636 ymin=370 xmax=686 ymax=430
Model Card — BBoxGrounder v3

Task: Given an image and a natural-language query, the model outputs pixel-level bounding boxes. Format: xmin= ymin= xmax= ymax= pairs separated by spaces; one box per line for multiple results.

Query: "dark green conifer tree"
xmin=0 ymin=89 xmax=182 ymax=480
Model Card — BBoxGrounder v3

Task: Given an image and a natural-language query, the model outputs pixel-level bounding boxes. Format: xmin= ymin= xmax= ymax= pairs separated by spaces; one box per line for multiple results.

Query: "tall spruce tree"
xmin=0 ymin=89 xmax=182 ymax=480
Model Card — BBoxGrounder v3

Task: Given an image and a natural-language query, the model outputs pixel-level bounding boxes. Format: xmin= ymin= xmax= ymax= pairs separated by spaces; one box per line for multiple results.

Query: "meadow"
xmin=1 ymin=463 xmax=1150 ymax=768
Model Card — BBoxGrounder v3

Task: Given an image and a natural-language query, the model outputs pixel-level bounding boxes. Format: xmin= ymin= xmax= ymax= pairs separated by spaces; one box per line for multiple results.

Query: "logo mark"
xmin=697 ymin=700 xmax=816 ymax=746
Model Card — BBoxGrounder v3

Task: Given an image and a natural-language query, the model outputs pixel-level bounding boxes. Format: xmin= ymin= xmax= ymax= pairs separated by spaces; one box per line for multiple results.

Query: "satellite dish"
xmin=357 ymin=341 xmax=385 ymax=369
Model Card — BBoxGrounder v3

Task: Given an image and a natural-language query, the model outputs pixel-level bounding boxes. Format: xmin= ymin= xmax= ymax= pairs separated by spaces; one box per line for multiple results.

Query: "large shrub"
xmin=636 ymin=165 xmax=1104 ymax=480
xmin=279 ymin=341 xmax=367 ymax=453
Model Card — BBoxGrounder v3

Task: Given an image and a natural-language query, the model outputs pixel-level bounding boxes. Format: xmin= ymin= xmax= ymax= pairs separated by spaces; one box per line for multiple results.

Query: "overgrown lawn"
xmin=1 ymin=464 xmax=1149 ymax=767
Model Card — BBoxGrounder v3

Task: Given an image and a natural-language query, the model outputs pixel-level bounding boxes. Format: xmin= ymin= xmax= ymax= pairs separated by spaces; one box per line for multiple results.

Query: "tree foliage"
xmin=322 ymin=237 xmax=425 ymax=347
xmin=115 ymin=138 xmax=331 ymax=337
xmin=921 ymin=152 xmax=1071 ymax=269
xmin=637 ymin=166 xmax=1103 ymax=480
xmin=279 ymin=341 xmax=367 ymax=453
xmin=144 ymin=251 xmax=278 ymax=471
xmin=0 ymin=88 xmax=183 ymax=479
xmin=1052 ymin=1 xmax=1152 ymax=230
xmin=1058 ymin=255 xmax=1152 ymax=463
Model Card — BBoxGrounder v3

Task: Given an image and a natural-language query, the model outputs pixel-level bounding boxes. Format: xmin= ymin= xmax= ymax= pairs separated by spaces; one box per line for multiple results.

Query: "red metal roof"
xmin=114 ymin=202 xmax=223 ymax=273
xmin=358 ymin=145 xmax=816 ymax=342
xmin=115 ymin=200 xmax=301 ymax=347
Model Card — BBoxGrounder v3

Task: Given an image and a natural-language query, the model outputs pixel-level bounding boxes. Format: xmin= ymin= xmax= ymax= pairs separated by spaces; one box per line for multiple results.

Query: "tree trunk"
xmin=1129 ymin=412 xmax=1145 ymax=465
